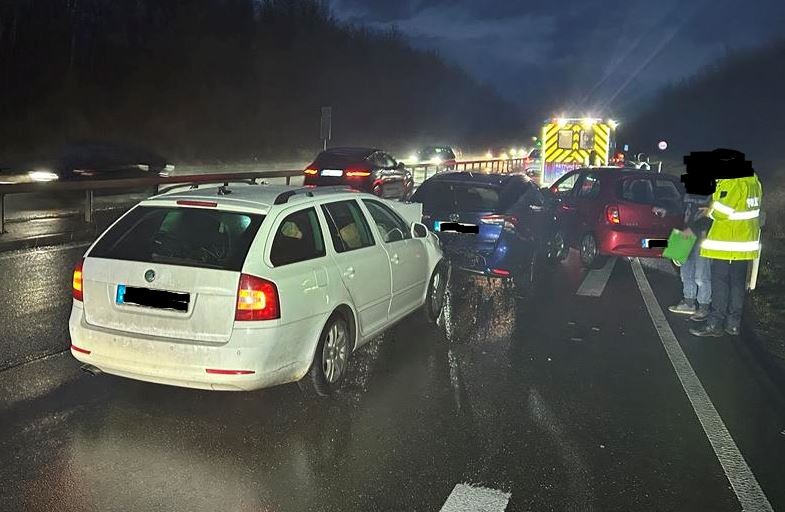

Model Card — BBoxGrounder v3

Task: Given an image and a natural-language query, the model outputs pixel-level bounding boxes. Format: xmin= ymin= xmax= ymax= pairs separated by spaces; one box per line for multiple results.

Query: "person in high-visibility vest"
xmin=689 ymin=167 xmax=762 ymax=337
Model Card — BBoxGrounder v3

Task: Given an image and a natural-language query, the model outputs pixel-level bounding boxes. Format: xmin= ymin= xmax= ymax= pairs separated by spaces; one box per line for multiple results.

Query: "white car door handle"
xmin=390 ymin=254 xmax=400 ymax=264
xmin=343 ymin=267 xmax=355 ymax=278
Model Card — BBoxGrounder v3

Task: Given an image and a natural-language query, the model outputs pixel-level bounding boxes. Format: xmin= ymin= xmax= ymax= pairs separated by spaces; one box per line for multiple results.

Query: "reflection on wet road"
xmin=1 ymin=248 xmax=784 ymax=511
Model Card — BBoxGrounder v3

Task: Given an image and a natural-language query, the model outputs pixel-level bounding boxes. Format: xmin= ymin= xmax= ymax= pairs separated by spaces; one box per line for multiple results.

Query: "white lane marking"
xmin=440 ymin=484 xmax=510 ymax=512
xmin=0 ymin=241 xmax=90 ymax=261
xmin=576 ymin=257 xmax=617 ymax=296
xmin=631 ymin=258 xmax=774 ymax=512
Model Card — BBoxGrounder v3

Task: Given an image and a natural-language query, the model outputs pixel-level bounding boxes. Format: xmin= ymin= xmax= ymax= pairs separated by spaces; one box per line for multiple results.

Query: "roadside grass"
xmin=750 ymin=180 xmax=785 ymax=362
xmin=750 ymin=182 xmax=785 ymax=361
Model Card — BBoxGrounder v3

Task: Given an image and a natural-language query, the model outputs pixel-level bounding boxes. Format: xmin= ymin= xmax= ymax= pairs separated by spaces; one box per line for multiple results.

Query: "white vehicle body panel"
xmin=82 ymin=259 xmax=238 ymax=343
xmin=69 ymin=185 xmax=443 ymax=391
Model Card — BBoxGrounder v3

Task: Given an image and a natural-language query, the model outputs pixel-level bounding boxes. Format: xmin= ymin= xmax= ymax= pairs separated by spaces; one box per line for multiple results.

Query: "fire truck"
xmin=539 ymin=118 xmax=618 ymax=185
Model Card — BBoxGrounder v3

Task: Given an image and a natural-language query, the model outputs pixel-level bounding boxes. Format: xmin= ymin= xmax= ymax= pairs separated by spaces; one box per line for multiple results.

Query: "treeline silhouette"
xmin=625 ymin=38 xmax=785 ymax=178
xmin=0 ymin=0 xmax=522 ymax=163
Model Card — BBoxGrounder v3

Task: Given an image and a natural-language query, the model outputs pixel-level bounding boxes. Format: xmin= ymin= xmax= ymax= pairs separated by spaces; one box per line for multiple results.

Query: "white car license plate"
xmin=321 ymin=169 xmax=344 ymax=177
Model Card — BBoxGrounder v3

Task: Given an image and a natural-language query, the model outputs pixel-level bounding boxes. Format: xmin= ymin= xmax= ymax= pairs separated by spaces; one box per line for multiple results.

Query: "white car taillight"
xmin=235 ymin=274 xmax=280 ymax=321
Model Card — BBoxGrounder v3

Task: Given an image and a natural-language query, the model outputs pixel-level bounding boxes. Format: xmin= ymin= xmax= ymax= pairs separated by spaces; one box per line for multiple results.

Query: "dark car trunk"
xmin=413 ymin=181 xmax=507 ymax=267
xmin=304 ymin=153 xmax=374 ymax=191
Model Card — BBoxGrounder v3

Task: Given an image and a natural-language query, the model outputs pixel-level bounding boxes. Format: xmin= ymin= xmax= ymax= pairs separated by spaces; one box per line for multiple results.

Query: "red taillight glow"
xmin=480 ymin=214 xmax=518 ymax=230
xmin=72 ymin=258 xmax=84 ymax=301
xmin=490 ymin=268 xmax=511 ymax=276
xmin=176 ymin=200 xmax=217 ymax=207
xmin=71 ymin=344 xmax=90 ymax=355
xmin=606 ymin=205 xmax=621 ymax=224
xmin=345 ymin=169 xmax=371 ymax=177
xmin=205 ymin=368 xmax=255 ymax=375
xmin=235 ymin=274 xmax=280 ymax=321
xmin=304 ymin=168 xmax=318 ymax=175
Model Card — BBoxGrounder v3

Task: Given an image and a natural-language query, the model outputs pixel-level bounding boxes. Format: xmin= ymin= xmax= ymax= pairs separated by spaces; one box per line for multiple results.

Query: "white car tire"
xmin=424 ymin=260 xmax=451 ymax=324
xmin=303 ymin=312 xmax=353 ymax=397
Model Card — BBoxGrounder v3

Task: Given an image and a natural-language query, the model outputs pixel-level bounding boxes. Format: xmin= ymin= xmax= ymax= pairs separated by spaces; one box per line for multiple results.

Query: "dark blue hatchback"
xmin=411 ymin=172 xmax=549 ymax=289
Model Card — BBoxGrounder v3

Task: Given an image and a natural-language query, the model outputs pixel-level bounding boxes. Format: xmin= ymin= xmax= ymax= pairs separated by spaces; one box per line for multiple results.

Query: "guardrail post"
xmin=0 ymin=193 xmax=5 ymax=234
xmin=286 ymin=176 xmax=291 ymax=185
xmin=84 ymin=189 xmax=94 ymax=223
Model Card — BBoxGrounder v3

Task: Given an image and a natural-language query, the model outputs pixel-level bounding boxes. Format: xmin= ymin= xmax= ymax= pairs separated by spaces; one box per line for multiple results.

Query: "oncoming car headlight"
xmin=29 ymin=170 xmax=59 ymax=182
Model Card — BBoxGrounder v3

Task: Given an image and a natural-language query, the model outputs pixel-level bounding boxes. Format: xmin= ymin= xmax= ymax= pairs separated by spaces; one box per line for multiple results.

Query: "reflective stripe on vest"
xmin=727 ymin=209 xmax=760 ymax=220
xmin=711 ymin=201 xmax=735 ymax=215
xmin=701 ymin=239 xmax=760 ymax=252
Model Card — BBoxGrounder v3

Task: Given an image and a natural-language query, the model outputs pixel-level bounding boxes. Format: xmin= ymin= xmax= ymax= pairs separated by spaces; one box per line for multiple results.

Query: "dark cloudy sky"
xmin=330 ymin=0 xmax=785 ymax=117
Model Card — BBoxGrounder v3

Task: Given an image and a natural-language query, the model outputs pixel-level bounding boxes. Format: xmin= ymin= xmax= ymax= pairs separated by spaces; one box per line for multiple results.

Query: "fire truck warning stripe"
xmin=545 ymin=144 xmax=562 ymax=160
xmin=547 ymin=148 xmax=566 ymax=162
xmin=595 ymin=131 xmax=608 ymax=151
xmin=595 ymin=127 xmax=609 ymax=146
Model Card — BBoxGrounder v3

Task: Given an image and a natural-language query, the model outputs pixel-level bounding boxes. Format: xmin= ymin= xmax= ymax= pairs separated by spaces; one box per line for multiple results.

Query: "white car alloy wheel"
xmin=322 ymin=321 xmax=349 ymax=384
xmin=425 ymin=261 xmax=450 ymax=324
xmin=306 ymin=312 xmax=353 ymax=396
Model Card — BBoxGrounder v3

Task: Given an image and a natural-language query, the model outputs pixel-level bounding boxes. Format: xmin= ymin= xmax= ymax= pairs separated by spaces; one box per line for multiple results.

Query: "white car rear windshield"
xmin=89 ymin=206 xmax=264 ymax=271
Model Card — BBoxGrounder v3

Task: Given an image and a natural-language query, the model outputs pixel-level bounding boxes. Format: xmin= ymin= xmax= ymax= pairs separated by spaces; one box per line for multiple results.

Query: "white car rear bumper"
xmin=69 ymin=305 xmax=318 ymax=391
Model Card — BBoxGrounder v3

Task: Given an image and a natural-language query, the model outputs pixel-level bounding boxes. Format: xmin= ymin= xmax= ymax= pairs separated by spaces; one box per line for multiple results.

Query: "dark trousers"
xmin=708 ymin=259 xmax=750 ymax=330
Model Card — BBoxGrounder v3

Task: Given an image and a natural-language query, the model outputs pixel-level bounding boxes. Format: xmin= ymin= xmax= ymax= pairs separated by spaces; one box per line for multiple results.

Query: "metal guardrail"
xmin=0 ymin=159 xmax=526 ymax=234
xmin=407 ymin=158 xmax=526 ymax=182
xmin=0 ymin=170 xmax=303 ymax=234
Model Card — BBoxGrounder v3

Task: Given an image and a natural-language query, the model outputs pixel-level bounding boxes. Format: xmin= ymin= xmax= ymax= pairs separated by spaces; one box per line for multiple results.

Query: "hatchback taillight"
xmin=72 ymin=258 xmax=84 ymax=301
xmin=480 ymin=214 xmax=518 ymax=231
xmin=606 ymin=205 xmax=621 ymax=225
xmin=235 ymin=274 xmax=280 ymax=321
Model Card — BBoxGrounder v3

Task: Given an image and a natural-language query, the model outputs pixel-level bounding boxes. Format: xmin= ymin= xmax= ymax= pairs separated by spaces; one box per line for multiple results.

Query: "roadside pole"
xmin=320 ymin=106 xmax=332 ymax=151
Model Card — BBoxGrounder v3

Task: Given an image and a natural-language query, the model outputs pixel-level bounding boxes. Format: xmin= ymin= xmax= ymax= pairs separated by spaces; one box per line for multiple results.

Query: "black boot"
xmin=689 ymin=303 xmax=711 ymax=322
xmin=689 ymin=323 xmax=725 ymax=337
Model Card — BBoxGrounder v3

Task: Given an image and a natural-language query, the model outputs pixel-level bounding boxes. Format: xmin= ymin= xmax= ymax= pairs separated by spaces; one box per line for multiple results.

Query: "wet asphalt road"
xmin=1 ymin=245 xmax=785 ymax=511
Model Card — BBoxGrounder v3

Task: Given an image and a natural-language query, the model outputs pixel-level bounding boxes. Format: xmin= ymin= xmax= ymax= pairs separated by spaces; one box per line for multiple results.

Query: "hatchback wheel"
xmin=580 ymin=233 xmax=607 ymax=269
xmin=305 ymin=313 xmax=352 ymax=397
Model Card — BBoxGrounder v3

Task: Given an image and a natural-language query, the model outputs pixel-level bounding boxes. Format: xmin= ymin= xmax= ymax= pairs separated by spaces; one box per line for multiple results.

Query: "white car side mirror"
xmin=411 ymin=222 xmax=428 ymax=238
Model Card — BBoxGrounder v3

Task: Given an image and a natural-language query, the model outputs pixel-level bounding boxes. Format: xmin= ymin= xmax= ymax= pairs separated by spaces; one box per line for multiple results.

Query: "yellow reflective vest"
xmin=700 ymin=174 xmax=762 ymax=261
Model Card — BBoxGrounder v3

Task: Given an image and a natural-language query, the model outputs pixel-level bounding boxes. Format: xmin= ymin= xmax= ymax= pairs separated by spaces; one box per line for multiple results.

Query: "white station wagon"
xmin=69 ymin=183 xmax=449 ymax=395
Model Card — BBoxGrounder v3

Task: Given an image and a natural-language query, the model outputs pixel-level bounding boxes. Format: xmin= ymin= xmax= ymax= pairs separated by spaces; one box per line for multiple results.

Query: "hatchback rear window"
xmin=618 ymin=177 xmax=683 ymax=208
xmin=89 ymin=206 xmax=264 ymax=271
xmin=413 ymin=182 xmax=500 ymax=212
xmin=619 ymin=178 xmax=655 ymax=204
